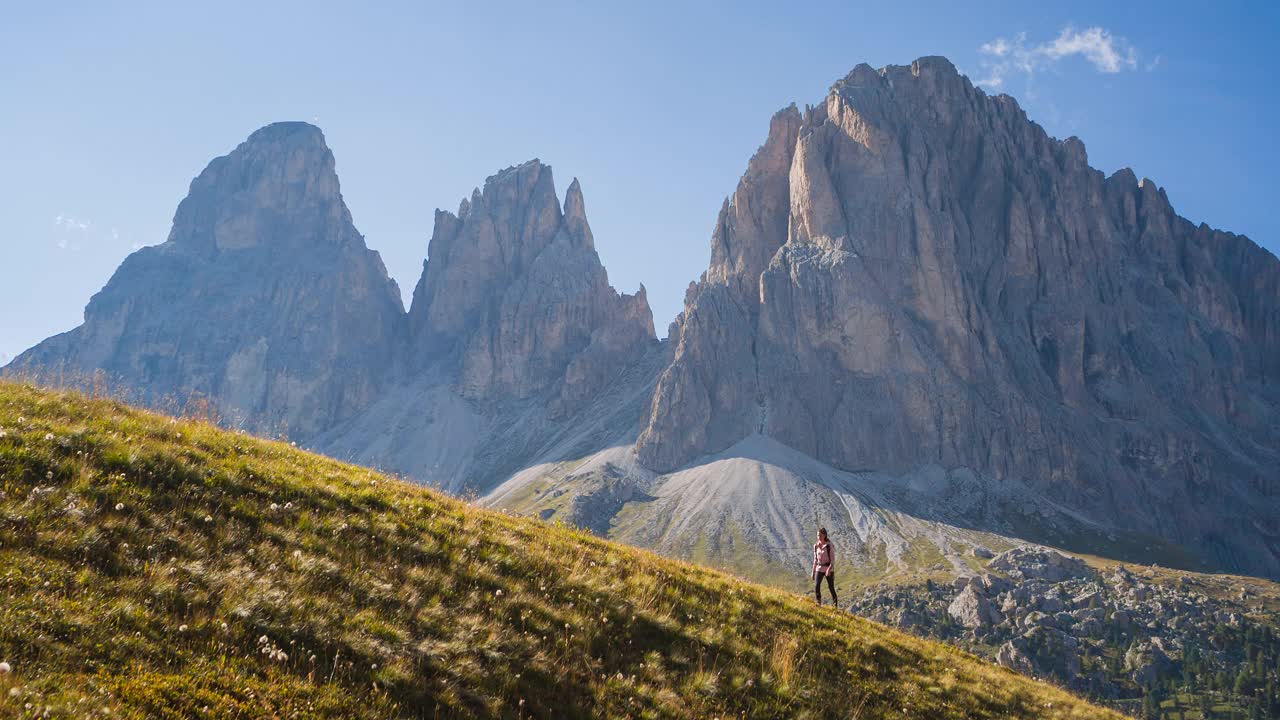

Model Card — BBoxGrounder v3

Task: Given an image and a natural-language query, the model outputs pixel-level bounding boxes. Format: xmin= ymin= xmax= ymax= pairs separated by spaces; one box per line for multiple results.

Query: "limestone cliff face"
xmin=637 ymin=57 xmax=1280 ymax=576
xmin=407 ymin=160 xmax=656 ymax=414
xmin=12 ymin=122 xmax=407 ymax=436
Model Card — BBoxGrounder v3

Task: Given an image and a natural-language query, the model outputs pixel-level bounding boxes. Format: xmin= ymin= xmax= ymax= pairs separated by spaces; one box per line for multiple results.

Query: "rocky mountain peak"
xmin=408 ymin=160 xmax=655 ymax=404
xmin=638 ymin=56 xmax=1280 ymax=577
xmin=12 ymin=122 xmax=406 ymax=437
xmin=563 ymin=177 xmax=592 ymax=249
xmin=409 ymin=159 xmax=562 ymax=348
xmin=170 ymin=121 xmax=354 ymax=254
xmin=705 ymin=103 xmax=801 ymax=300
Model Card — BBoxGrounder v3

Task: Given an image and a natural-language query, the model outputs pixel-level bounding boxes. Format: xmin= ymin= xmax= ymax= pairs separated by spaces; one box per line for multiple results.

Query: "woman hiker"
xmin=812 ymin=527 xmax=837 ymax=606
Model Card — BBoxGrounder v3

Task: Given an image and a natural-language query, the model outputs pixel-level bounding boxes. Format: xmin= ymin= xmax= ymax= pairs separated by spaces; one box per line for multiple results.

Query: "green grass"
xmin=0 ymin=381 xmax=1122 ymax=719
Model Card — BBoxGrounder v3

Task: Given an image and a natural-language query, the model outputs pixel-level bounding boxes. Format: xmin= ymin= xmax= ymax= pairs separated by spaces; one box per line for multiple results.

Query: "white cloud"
xmin=52 ymin=214 xmax=94 ymax=250
xmin=977 ymin=25 xmax=1141 ymax=90
xmin=54 ymin=214 xmax=92 ymax=232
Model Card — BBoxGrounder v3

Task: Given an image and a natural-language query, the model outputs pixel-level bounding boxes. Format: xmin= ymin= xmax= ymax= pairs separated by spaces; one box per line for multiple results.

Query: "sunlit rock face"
xmin=638 ymin=57 xmax=1280 ymax=577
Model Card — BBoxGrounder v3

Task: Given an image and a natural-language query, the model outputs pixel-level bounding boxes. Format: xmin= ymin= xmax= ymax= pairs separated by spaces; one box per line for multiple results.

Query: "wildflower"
xmin=284 ymin=502 xmax=293 ymax=510
xmin=292 ymin=550 xmax=302 ymax=559
xmin=220 ymin=622 xmax=228 ymax=632
xmin=203 ymin=515 xmax=212 ymax=523
xmin=495 ymin=589 xmax=504 ymax=597
xmin=7 ymin=688 xmax=18 ymax=697
xmin=44 ymin=433 xmax=54 ymax=441
xmin=0 ymin=661 xmax=9 ymax=673
xmin=178 ymin=624 xmax=188 ymax=633
xmin=115 ymin=503 xmax=125 ymax=511
xmin=371 ymin=663 xmax=378 ymax=670
xmin=16 ymin=417 xmax=24 ymax=424
xmin=258 ymin=635 xmax=269 ymax=645
xmin=0 ymin=429 xmax=6 ymax=438
xmin=45 ymin=471 xmax=53 ymax=480
xmin=270 ymin=503 xmax=279 ymax=511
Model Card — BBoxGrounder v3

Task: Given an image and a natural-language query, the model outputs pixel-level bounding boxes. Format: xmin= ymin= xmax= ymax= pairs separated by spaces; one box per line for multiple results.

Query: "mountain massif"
xmin=631 ymin=57 xmax=1280 ymax=580
xmin=9 ymin=57 xmax=1279 ymax=591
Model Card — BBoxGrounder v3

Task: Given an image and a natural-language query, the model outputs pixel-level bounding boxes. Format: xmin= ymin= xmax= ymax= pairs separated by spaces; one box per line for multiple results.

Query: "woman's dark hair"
xmin=818 ymin=527 xmax=828 ymax=540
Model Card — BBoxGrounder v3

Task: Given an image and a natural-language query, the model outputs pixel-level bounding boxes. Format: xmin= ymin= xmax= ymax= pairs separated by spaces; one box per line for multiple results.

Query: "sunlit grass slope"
xmin=0 ymin=382 xmax=1121 ymax=719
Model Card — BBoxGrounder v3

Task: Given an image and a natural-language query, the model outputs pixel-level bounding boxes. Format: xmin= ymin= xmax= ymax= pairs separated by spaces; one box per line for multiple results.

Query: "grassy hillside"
xmin=0 ymin=381 xmax=1121 ymax=719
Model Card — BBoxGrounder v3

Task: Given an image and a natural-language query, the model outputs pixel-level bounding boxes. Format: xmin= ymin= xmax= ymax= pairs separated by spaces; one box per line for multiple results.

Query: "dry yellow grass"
xmin=0 ymin=381 xmax=1122 ymax=719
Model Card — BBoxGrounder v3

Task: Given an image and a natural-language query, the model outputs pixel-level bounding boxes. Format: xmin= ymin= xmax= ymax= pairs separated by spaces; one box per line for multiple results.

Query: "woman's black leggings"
xmin=814 ymin=571 xmax=836 ymax=605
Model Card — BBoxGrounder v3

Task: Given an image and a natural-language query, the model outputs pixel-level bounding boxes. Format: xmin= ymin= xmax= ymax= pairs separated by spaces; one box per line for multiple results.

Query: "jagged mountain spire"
xmin=407 ymin=159 xmax=655 ymax=406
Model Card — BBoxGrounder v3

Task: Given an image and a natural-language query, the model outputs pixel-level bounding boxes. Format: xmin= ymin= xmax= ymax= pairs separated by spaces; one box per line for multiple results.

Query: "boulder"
xmin=948 ymin=585 xmax=1001 ymax=629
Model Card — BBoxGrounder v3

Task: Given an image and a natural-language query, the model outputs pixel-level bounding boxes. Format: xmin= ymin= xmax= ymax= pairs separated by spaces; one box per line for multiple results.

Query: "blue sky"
xmin=2 ymin=1 xmax=1277 ymax=362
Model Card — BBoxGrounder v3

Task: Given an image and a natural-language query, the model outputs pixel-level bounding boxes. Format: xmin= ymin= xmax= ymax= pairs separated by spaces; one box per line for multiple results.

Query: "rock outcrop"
xmin=948 ymin=584 xmax=1002 ymax=629
xmin=637 ymin=57 xmax=1280 ymax=577
xmin=852 ymin=547 xmax=1280 ymax=707
xmin=11 ymin=123 xmax=406 ymax=436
